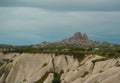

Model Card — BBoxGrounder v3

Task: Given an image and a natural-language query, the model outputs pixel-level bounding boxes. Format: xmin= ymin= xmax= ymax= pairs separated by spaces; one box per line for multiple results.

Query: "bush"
xmin=35 ymin=72 xmax=49 ymax=83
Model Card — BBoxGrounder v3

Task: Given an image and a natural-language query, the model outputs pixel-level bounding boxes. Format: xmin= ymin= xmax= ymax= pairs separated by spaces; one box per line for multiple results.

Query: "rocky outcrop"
xmin=0 ymin=53 xmax=120 ymax=83
xmin=71 ymin=32 xmax=88 ymax=40
xmin=39 ymin=32 xmax=118 ymax=48
xmin=82 ymin=33 xmax=88 ymax=40
xmin=51 ymin=32 xmax=89 ymax=46
xmin=71 ymin=32 xmax=83 ymax=40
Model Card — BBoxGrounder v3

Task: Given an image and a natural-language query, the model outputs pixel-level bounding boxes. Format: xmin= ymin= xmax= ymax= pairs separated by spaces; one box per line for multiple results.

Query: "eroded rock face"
xmin=82 ymin=33 xmax=88 ymax=40
xmin=70 ymin=32 xmax=88 ymax=40
xmin=0 ymin=53 xmax=120 ymax=83
xmin=71 ymin=32 xmax=83 ymax=40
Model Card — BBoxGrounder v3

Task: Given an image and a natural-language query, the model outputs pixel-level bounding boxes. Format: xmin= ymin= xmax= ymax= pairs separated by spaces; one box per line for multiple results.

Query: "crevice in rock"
xmin=81 ymin=71 xmax=89 ymax=78
xmin=65 ymin=56 xmax=68 ymax=65
xmin=51 ymin=54 xmax=55 ymax=73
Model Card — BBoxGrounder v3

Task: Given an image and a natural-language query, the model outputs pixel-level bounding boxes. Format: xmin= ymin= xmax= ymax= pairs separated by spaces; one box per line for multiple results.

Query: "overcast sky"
xmin=0 ymin=0 xmax=120 ymax=45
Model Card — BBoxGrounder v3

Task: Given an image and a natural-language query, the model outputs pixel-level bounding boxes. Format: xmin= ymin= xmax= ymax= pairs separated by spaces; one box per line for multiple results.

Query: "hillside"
xmin=0 ymin=53 xmax=120 ymax=83
xmin=0 ymin=32 xmax=120 ymax=58
xmin=39 ymin=32 xmax=120 ymax=49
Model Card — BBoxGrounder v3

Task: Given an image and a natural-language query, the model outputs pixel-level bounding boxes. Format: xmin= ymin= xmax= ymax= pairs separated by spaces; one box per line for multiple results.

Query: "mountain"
xmin=40 ymin=32 xmax=118 ymax=48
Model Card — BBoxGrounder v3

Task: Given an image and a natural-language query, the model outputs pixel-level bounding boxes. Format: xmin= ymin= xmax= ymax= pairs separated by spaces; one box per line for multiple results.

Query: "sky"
xmin=0 ymin=0 xmax=120 ymax=45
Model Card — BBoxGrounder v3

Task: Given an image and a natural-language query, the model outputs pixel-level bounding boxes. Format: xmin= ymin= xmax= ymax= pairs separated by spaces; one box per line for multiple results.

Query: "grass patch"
xmin=35 ymin=72 xmax=49 ymax=83
xmin=52 ymin=70 xmax=64 ymax=83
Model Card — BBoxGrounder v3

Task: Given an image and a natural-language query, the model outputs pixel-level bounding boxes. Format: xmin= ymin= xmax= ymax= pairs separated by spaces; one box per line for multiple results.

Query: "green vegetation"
xmin=0 ymin=58 xmax=13 ymax=67
xmin=35 ymin=70 xmax=64 ymax=83
xmin=0 ymin=59 xmax=13 ymax=64
xmin=52 ymin=70 xmax=64 ymax=83
xmin=35 ymin=72 xmax=49 ymax=83
xmin=1 ymin=45 xmax=120 ymax=59
xmin=52 ymin=73 xmax=61 ymax=83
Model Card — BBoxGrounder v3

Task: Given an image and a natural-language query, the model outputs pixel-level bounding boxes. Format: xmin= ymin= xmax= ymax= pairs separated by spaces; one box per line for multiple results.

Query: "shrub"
xmin=35 ymin=72 xmax=49 ymax=83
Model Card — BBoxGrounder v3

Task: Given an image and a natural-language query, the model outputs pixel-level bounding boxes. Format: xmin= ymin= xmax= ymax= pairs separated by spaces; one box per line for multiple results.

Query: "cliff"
xmin=0 ymin=53 xmax=120 ymax=83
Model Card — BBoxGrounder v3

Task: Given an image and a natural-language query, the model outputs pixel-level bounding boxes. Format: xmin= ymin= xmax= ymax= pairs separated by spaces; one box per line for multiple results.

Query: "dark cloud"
xmin=0 ymin=0 xmax=120 ymax=11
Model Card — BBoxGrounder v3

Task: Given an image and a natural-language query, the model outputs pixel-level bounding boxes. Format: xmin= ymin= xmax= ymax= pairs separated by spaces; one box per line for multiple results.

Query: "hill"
xmin=0 ymin=32 xmax=120 ymax=58
xmin=40 ymin=32 xmax=119 ymax=48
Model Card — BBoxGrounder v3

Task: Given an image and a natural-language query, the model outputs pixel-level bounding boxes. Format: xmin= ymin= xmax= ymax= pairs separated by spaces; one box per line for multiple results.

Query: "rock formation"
xmin=49 ymin=32 xmax=116 ymax=47
xmin=71 ymin=32 xmax=88 ymax=40
xmin=0 ymin=32 xmax=119 ymax=49
xmin=0 ymin=53 xmax=120 ymax=83
xmin=82 ymin=33 xmax=88 ymax=40
xmin=71 ymin=32 xmax=83 ymax=40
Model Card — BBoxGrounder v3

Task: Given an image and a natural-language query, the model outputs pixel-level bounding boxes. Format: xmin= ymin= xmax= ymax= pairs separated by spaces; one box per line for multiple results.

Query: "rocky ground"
xmin=0 ymin=53 xmax=120 ymax=83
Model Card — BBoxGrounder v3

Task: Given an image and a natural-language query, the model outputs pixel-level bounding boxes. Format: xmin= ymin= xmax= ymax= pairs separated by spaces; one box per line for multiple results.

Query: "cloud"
xmin=0 ymin=7 xmax=120 ymax=45
xmin=0 ymin=0 xmax=120 ymax=11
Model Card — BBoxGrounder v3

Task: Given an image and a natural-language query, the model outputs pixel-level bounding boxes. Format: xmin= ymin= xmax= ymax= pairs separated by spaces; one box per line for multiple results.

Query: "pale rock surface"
xmin=0 ymin=53 xmax=120 ymax=83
